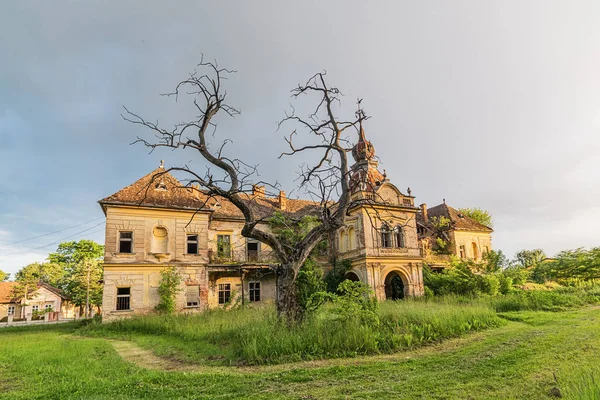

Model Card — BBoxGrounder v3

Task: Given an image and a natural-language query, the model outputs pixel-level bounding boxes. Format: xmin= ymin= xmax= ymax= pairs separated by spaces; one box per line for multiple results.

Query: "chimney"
xmin=252 ymin=185 xmax=265 ymax=198
xmin=278 ymin=190 xmax=287 ymax=210
xmin=420 ymin=203 xmax=428 ymax=222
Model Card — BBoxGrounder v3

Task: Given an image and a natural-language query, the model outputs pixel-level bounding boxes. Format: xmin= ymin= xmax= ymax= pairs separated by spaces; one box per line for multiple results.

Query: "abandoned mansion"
xmin=99 ymin=126 xmax=493 ymax=320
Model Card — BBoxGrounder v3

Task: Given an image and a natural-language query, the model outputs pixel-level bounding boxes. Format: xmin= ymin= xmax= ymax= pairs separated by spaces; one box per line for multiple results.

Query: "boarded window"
xmin=186 ymin=285 xmax=200 ymax=307
xmin=116 ymin=287 xmax=131 ymax=310
xmin=217 ymin=235 xmax=231 ymax=258
xmin=187 ymin=234 xmax=199 ymax=254
xmin=348 ymin=227 xmax=356 ymax=250
xmin=151 ymin=227 xmax=168 ymax=253
xmin=218 ymin=283 xmax=231 ymax=304
xmin=119 ymin=231 xmax=133 ymax=253
xmin=249 ymin=282 xmax=261 ymax=302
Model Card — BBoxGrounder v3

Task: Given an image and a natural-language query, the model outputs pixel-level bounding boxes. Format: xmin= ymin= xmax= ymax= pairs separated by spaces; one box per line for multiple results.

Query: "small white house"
xmin=0 ymin=282 xmax=74 ymax=321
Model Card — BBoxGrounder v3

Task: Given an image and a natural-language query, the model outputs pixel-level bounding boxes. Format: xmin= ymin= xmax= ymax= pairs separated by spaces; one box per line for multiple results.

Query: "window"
xmin=348 ymin=227 xmax=356 ymax=250
xmin=472 ymin=242 xmax=479 ymax=260
xmin=218 ymin=283 xmax=231 ymax=304
xmin=381 ymin=224 xmax=392 ymax=248
xmin=116 ymin=287 xmax=131 ymax=310
xmin=151 ymin=227 xmax=168 ymax=253
xmin=217 ymin=235 xmax=231 ymax=258
xmin=247 ymin=239 xmax=259 ymax=261
xmin=459 ymin=245 xmax=466 ymax=258
xmin=394 ymin=226 xmax=405 ymax=248
xmin=45 ymin=304 xmax=53 ymax=312
xmin=339 ymin=231 xmax=346 ymax=252
xmin=186 ymin=285 xmax=200 ymax=307
xmin=187 ymin=234 xmax=199 ymax=254
xmin=119 ymin=231 xmax=133 ymax=253
xmin=7 ymin=306 xmax=14 ymax=316
xmin=249 ymin=282 xmax=261 ymax=302
xmin=32 ymin=305 xmax=39 ymax=312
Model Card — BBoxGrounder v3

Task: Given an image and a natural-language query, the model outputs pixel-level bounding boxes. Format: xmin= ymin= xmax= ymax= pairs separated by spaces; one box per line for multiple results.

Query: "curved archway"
xmin=345 ymin=271 xmax=360 ymax=282
xmin=384 ymin=270 xmax=406 ymax=300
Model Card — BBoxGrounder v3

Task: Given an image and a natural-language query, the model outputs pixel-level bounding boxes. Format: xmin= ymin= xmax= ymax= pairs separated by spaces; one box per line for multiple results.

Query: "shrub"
xmin=156 ymin=266 xmax=182 ymax=314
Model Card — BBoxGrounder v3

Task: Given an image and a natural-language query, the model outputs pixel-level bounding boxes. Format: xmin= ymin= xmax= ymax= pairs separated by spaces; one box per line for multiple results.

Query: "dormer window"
xmin=155 ymin=182 xmax=168 ymax=191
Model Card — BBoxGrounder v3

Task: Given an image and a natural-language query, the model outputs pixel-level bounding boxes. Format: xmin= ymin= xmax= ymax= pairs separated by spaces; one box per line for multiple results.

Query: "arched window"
xmin=348 ymin=227 xmax=356 ymax=250
xmin=151 ymin=226 xmax=168 ymax=253
xmin=339 ymin=230 xmax=346 ymax=252
xmin=381 ymin=224 xmax=392 ymax=248
xmin=394 ymin=225 xmax=405 ymax=248
xmin=472 ymin=242 xmax=479 ymax=260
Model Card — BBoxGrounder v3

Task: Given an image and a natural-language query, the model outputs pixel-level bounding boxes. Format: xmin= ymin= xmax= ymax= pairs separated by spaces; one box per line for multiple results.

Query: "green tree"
xmin=11 ymin=264 xmax=42 ymax=318
xmin=459 ymin=208 xmax=493 ymax=228
xmin=156 ymin=266 xmax=183 ymax=314
xmin=513 ymin=249 xmax=546 ymax=269
xmin=0 ymin=270 xmax=9 ymax=281
xmin=48 ymin=240 xmax=104 ymax=316
xmin=14 ymin=262 xmax=65 ymax=288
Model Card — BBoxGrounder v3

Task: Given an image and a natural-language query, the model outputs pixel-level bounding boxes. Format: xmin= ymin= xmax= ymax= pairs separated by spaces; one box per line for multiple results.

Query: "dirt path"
xmin=108 ymin=324 xmax=506 ymax=375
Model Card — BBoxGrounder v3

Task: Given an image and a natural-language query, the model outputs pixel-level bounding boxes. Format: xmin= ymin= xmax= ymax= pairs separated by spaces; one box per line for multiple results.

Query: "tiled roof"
xmin=99 ymin=167 xmax=320 ymax=220
xmin=0 ymin=282 xmax=69 ymax=303
xmin=420 ymin=203 xmax=493 ymax=232
xmin=0 ymin=282 xmax=17 ymax=303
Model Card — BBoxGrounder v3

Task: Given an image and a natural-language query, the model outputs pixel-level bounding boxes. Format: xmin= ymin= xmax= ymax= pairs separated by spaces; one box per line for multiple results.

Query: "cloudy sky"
xmin=1 ymin=1 xmax=600 ymax=277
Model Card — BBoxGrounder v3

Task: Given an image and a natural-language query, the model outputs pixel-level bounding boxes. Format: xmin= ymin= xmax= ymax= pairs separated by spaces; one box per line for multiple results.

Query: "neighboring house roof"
xmin=418 ymin=203 xmax=493 ymax=233
xmin=0 ymin=282 xmax=69 ymax=304
xmin=0 ymin=282 xmax=17 ymax=303
xmin=99 ymin=167 xmax=320 ymax=220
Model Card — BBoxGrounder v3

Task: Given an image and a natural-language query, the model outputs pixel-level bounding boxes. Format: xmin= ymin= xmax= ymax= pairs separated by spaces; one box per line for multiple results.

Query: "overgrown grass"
xmin=563 ymin=368 xmax=600 ymax=400
xmin=81 ymin=300 xmax=502 ymax=365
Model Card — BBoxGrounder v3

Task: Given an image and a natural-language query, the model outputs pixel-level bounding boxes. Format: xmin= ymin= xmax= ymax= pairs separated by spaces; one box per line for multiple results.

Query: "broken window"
xmin=186 ymin=285 xmax=200 ymax=307
xmin=116 ymin=287 xmax=131 ymax=310
xmin=217 ymin=235 xmax=231 ymax=259
xmin=249 ymin=282 xmax=261 ymax=302
xmin=218 ymin=283 xmax=231 ymax=304
xmin=119 ymin=231 xmax=133 ymax=253
xmin=394 ymin=226 xmax=405 ymax=248
xmin=381 ymin=224 xmax=392 ymax=248
xmin=187 ymin=234 xmax=199 ymax=254
xmin=247 ymin=239 xmax=259 ymax=262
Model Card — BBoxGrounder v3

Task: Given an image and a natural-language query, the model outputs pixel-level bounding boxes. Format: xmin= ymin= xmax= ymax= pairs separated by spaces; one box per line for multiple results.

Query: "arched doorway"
xmin=345 ymin=271 xmax=360 ymax=282
xmin=384 ymin=271 xmax=405 ymax=300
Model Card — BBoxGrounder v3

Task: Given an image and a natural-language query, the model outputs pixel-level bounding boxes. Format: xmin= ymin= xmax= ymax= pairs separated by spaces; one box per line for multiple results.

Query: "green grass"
xmin=2 ymin=307 xmax=600 ymax=399
xmin=80 ymin=300 xmax=502 ymax=365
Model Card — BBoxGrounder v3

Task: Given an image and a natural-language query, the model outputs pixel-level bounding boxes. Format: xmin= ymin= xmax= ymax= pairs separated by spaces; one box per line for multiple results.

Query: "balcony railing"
xmin=208 ymin=249 xmax=278 ymax=264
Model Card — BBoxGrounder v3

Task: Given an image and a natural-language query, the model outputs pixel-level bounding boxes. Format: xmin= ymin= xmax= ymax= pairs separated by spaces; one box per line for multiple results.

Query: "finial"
xmin=160 ymin=160 xmax=164 ymax=168
xmin=407 ymin=187 xmax=412 ymax=196
xmin=443 ymin=198 xmax=446 ymax=204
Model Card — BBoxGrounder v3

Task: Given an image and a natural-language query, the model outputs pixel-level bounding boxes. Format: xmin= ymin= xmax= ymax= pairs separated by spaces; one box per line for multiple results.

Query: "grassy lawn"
xmin=1 ymin=307 xmax=600 ymax=399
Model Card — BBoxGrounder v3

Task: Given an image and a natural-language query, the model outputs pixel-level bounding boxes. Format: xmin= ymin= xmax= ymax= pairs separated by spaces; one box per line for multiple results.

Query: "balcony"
xmin=208 ymin=249 xmax=278 ymax=265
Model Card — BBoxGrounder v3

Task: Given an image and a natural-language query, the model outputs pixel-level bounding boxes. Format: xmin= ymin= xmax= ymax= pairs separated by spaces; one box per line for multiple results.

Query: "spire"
xmin=352 ymin=119 xmax=375 ymax=162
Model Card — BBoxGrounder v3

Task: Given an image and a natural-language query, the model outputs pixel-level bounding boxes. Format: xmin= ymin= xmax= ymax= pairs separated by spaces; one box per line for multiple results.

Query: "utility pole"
xmin=85 ymin=261 xmax=91 ymax=319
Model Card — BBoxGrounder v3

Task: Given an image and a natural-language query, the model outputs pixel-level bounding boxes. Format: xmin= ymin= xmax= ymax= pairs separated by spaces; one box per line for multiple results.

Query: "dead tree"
xmin=124 ymin=58 xmax=364 ymax=320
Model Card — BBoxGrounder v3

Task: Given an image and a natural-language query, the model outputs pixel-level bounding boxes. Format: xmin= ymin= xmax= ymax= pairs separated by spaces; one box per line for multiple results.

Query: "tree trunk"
xmin=276 ymin=263 xmax=301 ymax=322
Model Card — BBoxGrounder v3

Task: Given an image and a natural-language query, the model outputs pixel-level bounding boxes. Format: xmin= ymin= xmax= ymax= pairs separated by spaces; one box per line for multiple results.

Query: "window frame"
xmin=187 ymin=234 xmax=199 ymax=255
xmin=119 ymin=231 xmax=134 ymax=254
xmin=218 ymin=283 xmax=231 ymax=305
xmin=394 ymin=225 xmax=405 ymax=248
xmin=380 ymin=224 xmax=392 ymax=248
xmin=185 ymin=285 xmax=200 ymax=308
xmin=116 ymin=287 xmax=131 ymax=311
xmin=249 ymin=281 xmax=261 ymax=302
xmin=7 ymin=306 xmax=15 ymax=316
xmin=216 ymin=234 xmax=232 ymax=259
xmin=32 ymin=305 xmax=39 ymax=313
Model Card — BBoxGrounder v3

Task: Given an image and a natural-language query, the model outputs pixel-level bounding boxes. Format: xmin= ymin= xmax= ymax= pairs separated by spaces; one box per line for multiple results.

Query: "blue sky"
xmin=2 ymin=1 xmax=600 ymax=277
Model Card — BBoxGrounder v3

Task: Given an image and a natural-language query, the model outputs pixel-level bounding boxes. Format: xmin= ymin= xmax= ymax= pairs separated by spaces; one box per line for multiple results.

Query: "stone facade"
xmin=99 ymin=123 xmax=490 ymax=319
